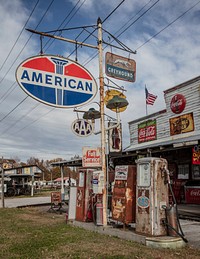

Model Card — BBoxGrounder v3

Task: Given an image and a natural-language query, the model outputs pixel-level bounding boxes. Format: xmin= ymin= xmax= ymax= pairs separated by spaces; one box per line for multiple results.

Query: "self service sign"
xmin=16 ymin=55 xmax=98 ymax=108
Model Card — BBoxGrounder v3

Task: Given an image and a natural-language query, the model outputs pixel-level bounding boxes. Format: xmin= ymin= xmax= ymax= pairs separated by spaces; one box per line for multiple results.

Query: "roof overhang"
xmin=123 ymin=134 xmax=200 ymax=154
xmin=51 ymin=158 xmax=82 ymax=167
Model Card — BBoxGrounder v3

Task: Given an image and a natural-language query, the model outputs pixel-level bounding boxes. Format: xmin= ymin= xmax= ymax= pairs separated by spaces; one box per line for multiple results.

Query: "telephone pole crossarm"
xmin=26 ymin=28 xmax=99 ymax=50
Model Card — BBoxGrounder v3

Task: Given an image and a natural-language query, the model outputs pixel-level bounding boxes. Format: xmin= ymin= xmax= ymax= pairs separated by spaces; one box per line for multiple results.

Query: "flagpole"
xmin=145 ymin=85 xmax=148 ymax=116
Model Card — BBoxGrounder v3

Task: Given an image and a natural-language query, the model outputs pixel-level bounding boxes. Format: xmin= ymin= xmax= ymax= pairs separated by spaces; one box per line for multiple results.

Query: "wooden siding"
xmin=128 ymin=77 xmax=200 ymax=148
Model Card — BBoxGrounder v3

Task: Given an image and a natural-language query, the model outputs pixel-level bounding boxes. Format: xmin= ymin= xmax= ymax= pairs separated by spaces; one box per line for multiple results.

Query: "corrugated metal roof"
xmin=51 ymin=158 xmax=82 ymax=167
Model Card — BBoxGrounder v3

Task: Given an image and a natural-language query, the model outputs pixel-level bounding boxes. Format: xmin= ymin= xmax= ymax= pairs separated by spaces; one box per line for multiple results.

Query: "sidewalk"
xmin=0 ymin=196 xmax=51 ymax=208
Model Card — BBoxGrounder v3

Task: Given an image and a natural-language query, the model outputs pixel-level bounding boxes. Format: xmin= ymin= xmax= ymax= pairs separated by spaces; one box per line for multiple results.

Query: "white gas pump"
xmin=92 ymin=170 xmax=104 ymax=225
xmin=136 ymin=157 xmax=169 ymax=236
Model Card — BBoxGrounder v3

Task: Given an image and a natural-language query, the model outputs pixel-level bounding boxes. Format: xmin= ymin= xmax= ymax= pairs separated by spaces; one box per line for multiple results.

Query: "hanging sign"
xmin=16 ymin=55 xmax=98 ymax=108
xmin=82 ymin=147 xmax=102 ymax=167
xmin=105 ymin=52 xmax=136 ymax=82
xmin=104 ymin=89 xmax=127 ymax=112
xmin=108 ymin=122 xmax=122 ymax=154
xmin=71 ymin=119 xmax=94 ymax=137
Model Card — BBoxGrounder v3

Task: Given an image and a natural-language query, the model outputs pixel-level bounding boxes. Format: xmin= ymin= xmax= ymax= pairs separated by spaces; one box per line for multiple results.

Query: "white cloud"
xmin=0 ymin=0 xmax=200 ymax=162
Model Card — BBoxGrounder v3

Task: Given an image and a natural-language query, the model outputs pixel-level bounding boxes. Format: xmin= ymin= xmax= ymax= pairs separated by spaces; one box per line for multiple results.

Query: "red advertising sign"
xmin=192 ymin=148 xmax=200 ymax=165
xmin=185 ymin=187 xmax=200 ymax=204
xmin=138 ymin=120 xmax=157 ymax=143
xmin=170 ymin=94 xmax=186 ymax=114
xmin=82 ymin=147 xmax=102 ymax=167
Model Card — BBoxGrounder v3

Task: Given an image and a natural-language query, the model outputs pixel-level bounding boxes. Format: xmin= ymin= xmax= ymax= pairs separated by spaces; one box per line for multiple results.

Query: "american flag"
xmin=145 ymin=87 xmax=157 ymax=105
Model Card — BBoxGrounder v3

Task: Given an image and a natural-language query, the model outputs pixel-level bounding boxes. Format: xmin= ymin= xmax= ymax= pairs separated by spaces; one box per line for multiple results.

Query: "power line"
xmin=0 ymin=96 xmax=28 ymax=123
xmin=12 ymin=107 xmax=55 ymax=135
xmin=0 ymin=0 xmax=39 ymax=73
xmin=116 ymin=0 xmax=159 ymax=38
xmin=0 ymin=102 xmax=40 ymax=136
xmin=44 ymin=0 xmax=87 ymax=52
xmin=0 ymin=0 xmax=55 ymax=87
xmin=136 ymin=0 xmax=200 ymax=50
xmin=82 ymin=0 xmax=158 ymax=66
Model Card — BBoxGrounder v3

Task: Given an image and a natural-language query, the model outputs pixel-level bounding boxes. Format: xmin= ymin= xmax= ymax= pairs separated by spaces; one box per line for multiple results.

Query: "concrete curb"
xmin=69 ymin=220 xmax=186 ymax=248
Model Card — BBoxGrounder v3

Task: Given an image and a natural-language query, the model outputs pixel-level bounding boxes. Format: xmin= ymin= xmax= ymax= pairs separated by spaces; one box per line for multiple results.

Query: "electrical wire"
xmin=0 ymin=96 xmax=28 ymax=123
xmin=44 ymin=0 xmax=87 ymax=52
xmin=12 ymin=107 xmax=55 ymax=135
xmin=82 ymin=0 xmax=159 ymax=66
xmin=0 ymin=102 xmax=40 ymax=136
xmin=0 ymin=0 xmax=55 ymax=87
xmin=136 ymin=0 xmax=200 ymax=50
xmin=0 ymin=0 xmax=39 ymax=73
xmin=67 ymin=0 xmax=125 ymax=59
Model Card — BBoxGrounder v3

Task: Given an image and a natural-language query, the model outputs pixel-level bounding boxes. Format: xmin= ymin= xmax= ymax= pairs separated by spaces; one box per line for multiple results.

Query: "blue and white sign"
xmin=16 ymin=55 xmax=98 ymax=108
xmin=71 ymin=119 xmax=94 ymax=137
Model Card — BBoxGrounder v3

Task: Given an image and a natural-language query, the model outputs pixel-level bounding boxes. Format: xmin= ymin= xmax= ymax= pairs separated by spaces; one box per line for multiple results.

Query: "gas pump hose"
xmin=162 ymin=219 xmax=188 ymax=243
xmin=168 ymin=179 xmax=185 ymax=238
xmin=164 ymin=170 xmax=188 ymax=243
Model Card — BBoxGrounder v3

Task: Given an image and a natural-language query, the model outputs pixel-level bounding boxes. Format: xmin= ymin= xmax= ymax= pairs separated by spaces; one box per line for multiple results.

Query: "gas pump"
xmin=92 ymin=170 xmax=104 ymax=225
xmin=136 ymin=157 xmax=169 ymax=236
xmin=75 ymin=168 xmax=94 ymax=222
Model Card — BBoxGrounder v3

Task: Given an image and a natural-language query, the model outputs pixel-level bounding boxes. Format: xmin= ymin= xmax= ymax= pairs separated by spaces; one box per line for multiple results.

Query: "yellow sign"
xmin=169 ymin=112 xmax=194 ymax=136
xmin=104 ymin=89 xmax=127 ymax=112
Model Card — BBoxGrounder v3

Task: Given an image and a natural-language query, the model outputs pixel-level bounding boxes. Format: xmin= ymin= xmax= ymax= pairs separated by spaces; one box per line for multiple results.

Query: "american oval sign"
xmin=16 ymin=55 xmax=98 ymax=108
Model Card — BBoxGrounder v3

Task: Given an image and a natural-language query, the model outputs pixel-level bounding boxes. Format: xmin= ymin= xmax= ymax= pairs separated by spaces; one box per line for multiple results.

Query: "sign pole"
xmin=97 ymin=17 xmax=107 ymax=226
xmin=1 ymin=157 xmax=5 ymax=208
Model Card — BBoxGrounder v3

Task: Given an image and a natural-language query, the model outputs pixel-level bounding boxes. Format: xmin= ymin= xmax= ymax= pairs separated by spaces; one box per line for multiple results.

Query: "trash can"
xmin=184 ymin=180 xmax=200 ymax=204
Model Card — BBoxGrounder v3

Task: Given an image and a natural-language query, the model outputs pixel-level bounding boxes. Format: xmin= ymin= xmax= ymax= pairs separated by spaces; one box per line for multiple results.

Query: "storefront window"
xmin=192 ymin=165 xmax=200 ymax=180
xmin=178 ymin=164 xmax=189 ymax=179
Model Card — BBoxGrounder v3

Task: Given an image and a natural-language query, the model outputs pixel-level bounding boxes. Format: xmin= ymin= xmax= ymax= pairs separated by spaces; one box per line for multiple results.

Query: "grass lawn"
xmin=0 ymin=206 xmax=199 ymax=259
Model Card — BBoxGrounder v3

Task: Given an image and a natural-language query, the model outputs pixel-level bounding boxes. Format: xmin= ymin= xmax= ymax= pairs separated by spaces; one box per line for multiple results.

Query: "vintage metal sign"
xmin=82 ymin=147 xmax=102 ymax=167
xmin=108 ymin=122 xmax=122 ymax=154
xmin=16 ymin=55 xmax=98 ymax=108
xmin=115 ymin=165 xmax=128 ymax=180
xmin=169 ymin=112 xmax=194 ymax=135
xmin=71 ymin=119 xmax=93 ymax=137
xmin=170 ymin=94 xmax=186 ymax=114
xmin=105 ymin=52 xmax=136 ymax=82
xmin=138 ymin=119 xmax=157 ymax=143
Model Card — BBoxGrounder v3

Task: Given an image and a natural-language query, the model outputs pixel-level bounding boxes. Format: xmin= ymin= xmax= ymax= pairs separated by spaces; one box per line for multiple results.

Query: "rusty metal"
xmin=136 ymin=157 xmax=169 ymax=236
xmin=166 ymin=206 xmax=179 ymax=237
xmin=112 ymin=165 xmax=136 ymax=224
xmin=76 ymin=168 xmax=93 ymax=222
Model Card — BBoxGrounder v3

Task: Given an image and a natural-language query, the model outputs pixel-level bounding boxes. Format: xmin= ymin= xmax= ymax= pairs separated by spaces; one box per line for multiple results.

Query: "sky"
xmin=0 ymin=0 xmax=200 ymax=163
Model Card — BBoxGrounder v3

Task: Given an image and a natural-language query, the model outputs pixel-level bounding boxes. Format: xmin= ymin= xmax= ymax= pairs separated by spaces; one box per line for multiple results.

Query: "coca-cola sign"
xmin=138 ymin=120 xmax=157 ymax=143
xmin=185 ymin=187 xmax=200 ymax=204
xmin=170 ymin=94 xmax=186 ymax=114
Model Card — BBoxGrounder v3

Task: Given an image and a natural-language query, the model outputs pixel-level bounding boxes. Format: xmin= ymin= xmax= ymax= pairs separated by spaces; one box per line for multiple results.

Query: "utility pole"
xmin=1 ymin=157 xmax=5 ymax=208
xmin=97 ymin=17 xmax=107 ymax=226
xmin=26 ymin=16 xmax=135 ymax=226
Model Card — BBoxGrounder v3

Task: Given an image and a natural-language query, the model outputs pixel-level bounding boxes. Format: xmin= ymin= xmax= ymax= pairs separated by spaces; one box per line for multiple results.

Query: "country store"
xmin=111 ymin=75 xmax=200 ymax=205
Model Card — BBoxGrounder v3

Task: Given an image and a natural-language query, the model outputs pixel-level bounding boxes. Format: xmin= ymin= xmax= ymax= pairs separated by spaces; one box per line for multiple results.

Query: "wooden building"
xmin=111 ymin=76 xmax=200 ymax=205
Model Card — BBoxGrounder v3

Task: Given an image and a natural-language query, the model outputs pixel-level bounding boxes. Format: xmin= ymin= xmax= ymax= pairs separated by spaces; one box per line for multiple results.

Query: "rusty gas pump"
xmin=135 ymin=157 xmax=188 ymax=243
xmin=135 ymin=157 xmax=169 ymax=236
